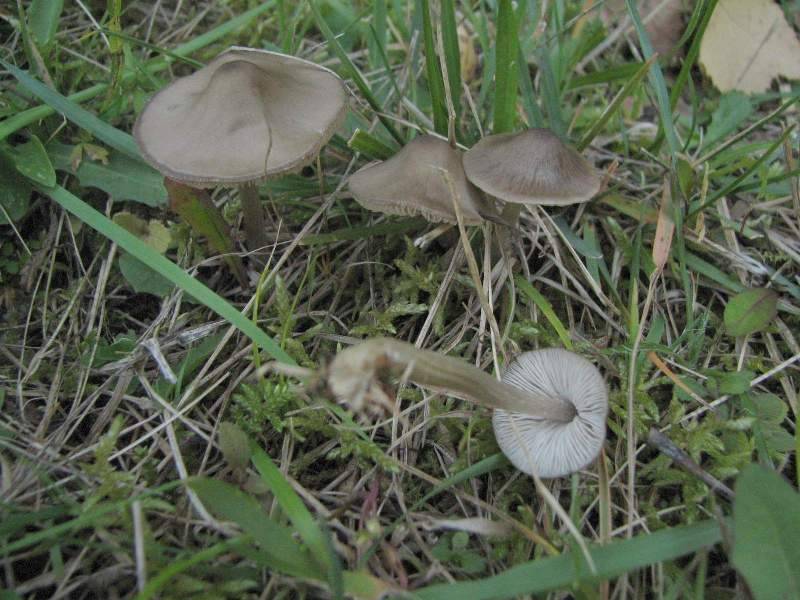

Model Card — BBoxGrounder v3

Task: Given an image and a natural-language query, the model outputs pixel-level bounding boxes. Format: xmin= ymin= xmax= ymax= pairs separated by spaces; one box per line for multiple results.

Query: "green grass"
xmin=1 ymin=1 xmax=799 ymax=598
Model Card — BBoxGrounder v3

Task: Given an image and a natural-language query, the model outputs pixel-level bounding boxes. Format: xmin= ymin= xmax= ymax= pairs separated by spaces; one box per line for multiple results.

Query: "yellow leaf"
xmin=652 ymin=179 xmax=675 ymax=273
xmin=699 ymin=0 xmax=800 ymax=94
xmin=112 ymin=211 xmax=172 ymax=254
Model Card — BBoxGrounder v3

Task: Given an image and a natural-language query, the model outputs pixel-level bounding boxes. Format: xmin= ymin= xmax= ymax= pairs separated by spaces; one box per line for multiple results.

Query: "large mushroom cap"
xmin=463 ymin=128 xmax=601 ymax=206
xmin=492 ymin=348 xmax=608 ymax=478
xmin=133 ymin=47 xmax=347 ymax=187
xmin=348 ymin=135 xmax=491 ymax=225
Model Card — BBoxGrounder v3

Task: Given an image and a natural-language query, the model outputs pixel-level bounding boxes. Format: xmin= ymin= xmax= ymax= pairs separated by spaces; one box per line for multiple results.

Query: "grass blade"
xmin=689 ymin=125 xmax=796 ymax=218
xmin=492 ymin=0 xmax=520 ymax=133
xmin=577 ymin=56 xmax=656 ymax=151
xmin=2 ymin=60 xmax=141 ymax=160
xmin=188 ymin=478 xmax=318 ymax=577
xmin=670 ymin=0 xmax=718 ymax=111
xmin=347 ymin=128 xmax=397 ymax=160
xmin=309 ymin=0 xmax=404 ymax=145
xmin=1 ymin=481 xmax=182 ymax=555
xmin=40 ymin=184 xmax=295 ymax=364
xmin=536 ymin=45 xmax=565 ymax=137
xmin=440 ymin=0 xmax=461 ymax=119
xmin=251 ymin=445 xmax=343 ymax=598
xmin=515 ymin=276 xmax=573 ymax=350
xmin=518 ymin=46 xmax=545 ymax=128
xmin=367 ymin=0 xmax=387 ymax=70
xmin=134 ymin=537 xmax=250 ymax=600
xmin=419 ymin=0 xmax=448 ymax=135
xmin=624 ymin=0 xmax=680 ymax=158
xmin=415 ymin=519 xmax=722 ymax=599
xmin=27 ymin=0 xmax=64 ymax=48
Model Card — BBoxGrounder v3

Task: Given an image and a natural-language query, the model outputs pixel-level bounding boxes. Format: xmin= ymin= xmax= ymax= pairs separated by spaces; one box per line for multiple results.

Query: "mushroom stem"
xmin=327 ymin=338 xmax=576 ymax=423
xmin=500 ymin=202 xmax=523 ymax=227
xmin=238 ymin=184 xmax=269 ymax=252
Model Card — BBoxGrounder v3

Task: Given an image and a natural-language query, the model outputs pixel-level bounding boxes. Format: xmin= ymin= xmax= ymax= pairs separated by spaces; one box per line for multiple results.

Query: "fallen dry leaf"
xmin=652 ymin=179 xmax=675 ymax=273
xmin=457 ymin=23 xmax=478 ymax=83
xmin=603 ymin=0 xmax=689 ymax=57
xmin=699 ymin=0 xmax=800 ymax=93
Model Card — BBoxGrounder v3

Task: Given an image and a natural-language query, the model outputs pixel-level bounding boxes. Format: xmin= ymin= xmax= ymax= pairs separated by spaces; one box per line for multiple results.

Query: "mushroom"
xmin=326 ymin=338 xmax=607 ymax=478
xmin=134 ymin=46 xmax=348 ymax=251
xmin=492 ymin=348 xmax=607 ymax=477
xmin=348 ymin=135 xmax=493 ymax=226
xmin=462 ymin=128 xmax=601 ymax=207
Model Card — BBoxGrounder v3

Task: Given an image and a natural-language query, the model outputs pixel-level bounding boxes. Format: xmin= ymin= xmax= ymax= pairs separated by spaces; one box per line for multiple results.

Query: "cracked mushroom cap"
xmin=133 ymin=47 xmax=347 ymax=187
xmin=348 ymin=135 xmax=491 ymax=225
xmin=463 ymin=128 xmax=601 ymax=206
xmin=492 ymin=348 xmax=608 ymax=478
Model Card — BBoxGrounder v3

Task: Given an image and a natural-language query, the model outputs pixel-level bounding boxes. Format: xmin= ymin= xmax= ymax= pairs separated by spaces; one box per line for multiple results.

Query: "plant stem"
xmin=328 ymin=338 xmax=576 ymax=422
xmin=238 ymin=184 xmax=268 ymax=252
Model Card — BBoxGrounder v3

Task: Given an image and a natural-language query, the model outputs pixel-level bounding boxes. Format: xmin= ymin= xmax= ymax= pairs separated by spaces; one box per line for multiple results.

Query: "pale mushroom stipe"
xmin=133 ymin=46 xmax=347 ymax=250
xmin=327 ymin=338 xmax=608 ymax=478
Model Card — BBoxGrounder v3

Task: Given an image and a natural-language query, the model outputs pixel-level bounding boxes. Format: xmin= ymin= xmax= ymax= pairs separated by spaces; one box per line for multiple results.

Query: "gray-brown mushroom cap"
xmin=492 ymin=348 xmax=608 ymax=478
xmin=133 ymin=47 xmax=347 ymax=187
xmin=348 ymin=135 xmax=491 ymax=225
xmin=463 ymin=128 xmax=601 ymax=206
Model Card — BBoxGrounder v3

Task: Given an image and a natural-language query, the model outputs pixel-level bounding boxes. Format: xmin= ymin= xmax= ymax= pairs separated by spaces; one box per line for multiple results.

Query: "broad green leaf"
xmin=415 ymin=519 xmax=721 ymax=599
xmin=13 ymin=135 xmax=55 ymax=186
xmin=0 ymin=152 xmax=32 ymax=224
xmin=762 ymin=427 xmax=795 ymax=453
xmin=749 ymin=393 xmax=788 ymax=424
xmin=218 ymin=422 xmax=251 ymax=471
xmin=704 ymin=92 xmax=753 ymax=148
xmin=732 ymin=464 xmax=800 ymax=600
xmin=724 ymin=288 xmax=778 ymax=337
xmin=715 ymin=370 xmax=754 ymax=395
xmin=188 ymin=477 xmax=319 ymax=579
xmin=113 ymin=212 xmax=171 ymax=253
xmin=27 ymin=0 xmax=64 ymax=48
xmin=118 ymin=253 xmax=175 ymax=297
xmin=743 ymin=394 xmax=793 ymax=454
xmin=48 ymin=142 xmax=167 ymax=206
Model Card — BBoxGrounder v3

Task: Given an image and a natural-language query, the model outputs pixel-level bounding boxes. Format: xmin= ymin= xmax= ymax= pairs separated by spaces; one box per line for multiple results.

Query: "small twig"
xmin=647 ymin=428 xmax=735 ymax=501
xmin=132 ymin=500 xmax=147 ymax=593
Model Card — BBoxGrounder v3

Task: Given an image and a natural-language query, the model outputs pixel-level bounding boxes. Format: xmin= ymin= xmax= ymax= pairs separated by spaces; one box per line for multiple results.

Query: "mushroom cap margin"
xmin=133 ymin=46 xmax=348 ymax=187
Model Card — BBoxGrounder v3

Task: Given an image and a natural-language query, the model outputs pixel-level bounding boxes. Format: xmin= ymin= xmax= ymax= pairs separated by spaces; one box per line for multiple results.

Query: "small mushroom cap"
xmin=463 ymin=128 xmax=601 ymax=206
xmin=492 ymin=348 xmax=608 ymax=478
xmin=134 ymin=47 xmax=347 ymax=187
xmin=348 ymin=135 xmax=491 ymax=225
